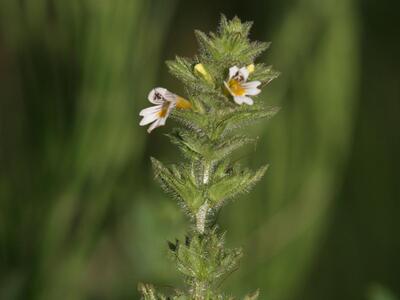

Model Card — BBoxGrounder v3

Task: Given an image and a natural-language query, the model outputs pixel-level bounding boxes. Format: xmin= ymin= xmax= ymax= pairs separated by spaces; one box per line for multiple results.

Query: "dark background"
xmin=0 ymin=0 xmax=399 ymax=299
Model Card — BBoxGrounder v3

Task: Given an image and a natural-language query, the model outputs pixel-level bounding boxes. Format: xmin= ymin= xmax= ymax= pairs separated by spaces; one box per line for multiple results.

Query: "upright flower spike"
xmin=139 ymin=87 xmax=191 ymax=133
xmin=224 ymin=66 xmax=261 ymax=105
xmin=139 ymin=16 xmax=279 ymax=300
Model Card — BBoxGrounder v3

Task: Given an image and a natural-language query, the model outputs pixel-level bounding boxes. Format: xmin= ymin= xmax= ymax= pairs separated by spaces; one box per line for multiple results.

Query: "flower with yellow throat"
xmin=139 ymin=87 xmax=191 ymax=133
xmin=224 ymin=65 xmax=261 ymax=105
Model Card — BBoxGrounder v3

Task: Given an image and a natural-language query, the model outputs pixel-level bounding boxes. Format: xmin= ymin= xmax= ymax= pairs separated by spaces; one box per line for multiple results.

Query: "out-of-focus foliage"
xmin=0 ymin=0 xmax=399 ymax=299
xmin=368 ymin=285 xmax=398 ymax=300
xmin=226 ymin=0 xmax=360 ymax=299
xmin=0 ymin=0 xmax=177 ymax=299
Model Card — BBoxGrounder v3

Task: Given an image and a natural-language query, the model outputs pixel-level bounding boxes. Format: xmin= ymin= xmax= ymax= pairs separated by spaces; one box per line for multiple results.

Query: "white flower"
xmin=139 ymin=87 xmax=191 ymax=133
xmin=224 ymin=66 xmax=261 ymax=105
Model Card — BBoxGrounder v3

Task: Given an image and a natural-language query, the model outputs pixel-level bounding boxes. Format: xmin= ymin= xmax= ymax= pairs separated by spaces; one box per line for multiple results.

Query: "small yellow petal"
xmin=194 ymin=63 xmax=213 ymax=83
xmin=176 ymin=97 xmax=192 ymax=109
xmin=247 ymin=64 xmax=255 ymax=74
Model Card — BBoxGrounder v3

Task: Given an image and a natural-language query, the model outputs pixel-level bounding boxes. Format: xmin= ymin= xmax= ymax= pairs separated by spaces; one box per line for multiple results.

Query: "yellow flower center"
xmin=158 ymin=101 xmax=171 ymax=118
xmin=228 ymin=79 xmax=245 ymax=96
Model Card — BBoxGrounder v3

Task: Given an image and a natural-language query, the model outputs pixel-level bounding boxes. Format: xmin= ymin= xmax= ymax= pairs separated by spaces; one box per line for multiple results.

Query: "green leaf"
xmin=218 ymin=106 xmax=280 ymax=135
xmin=245 ymin=41 xmax=270 ymax=60
xmin=250 ymin=63 xmax=280 ymax=85
xmin=151 ymin=157 xmax=203 ymax=214
xmin=167 ymin=128 xmax=210 ymax=160
xmin=219 ymin=15 xmax=253 ymax=38
xmin=170 ymin=109 xmax=208 ymax=133
xmin=166 ymin=56 xmax=196 ymax=85
xmin=195 ymin=29 xmax=218 ymax=58
xmin=208 ymin=165 xmax=269 ymax=208
xmin=171 ymin=230 xmax=242 ymax=284
xmin=213 ymin=135 xmax=257 ymax=161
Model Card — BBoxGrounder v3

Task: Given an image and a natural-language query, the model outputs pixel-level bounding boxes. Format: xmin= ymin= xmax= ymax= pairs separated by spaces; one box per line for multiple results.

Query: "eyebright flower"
xmin=224 ymin=66 xmax=261 ymax=105
xmin=139 ymin=87 xmax=191 ymax=133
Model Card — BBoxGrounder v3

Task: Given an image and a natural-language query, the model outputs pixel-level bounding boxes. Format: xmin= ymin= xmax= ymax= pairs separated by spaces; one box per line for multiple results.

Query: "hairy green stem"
xmin=193 ymin=281 xmax=207 ymax=300
xmin=196 ymin=201 xmax=209 ymax=234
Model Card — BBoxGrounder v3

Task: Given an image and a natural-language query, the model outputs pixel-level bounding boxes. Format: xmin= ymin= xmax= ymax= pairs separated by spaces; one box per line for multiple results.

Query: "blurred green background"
xmin=0 ymin=0 xmax=399 ymax=299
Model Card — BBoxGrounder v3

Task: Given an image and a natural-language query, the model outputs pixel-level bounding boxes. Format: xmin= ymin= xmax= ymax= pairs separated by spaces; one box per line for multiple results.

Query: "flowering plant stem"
xmin=139 ymin=16 xmax=279 ymax=300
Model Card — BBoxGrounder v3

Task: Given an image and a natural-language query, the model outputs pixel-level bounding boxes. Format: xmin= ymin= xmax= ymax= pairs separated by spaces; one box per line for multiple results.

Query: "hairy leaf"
xmin=208 ymin=165 xmax=269 ymax=208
